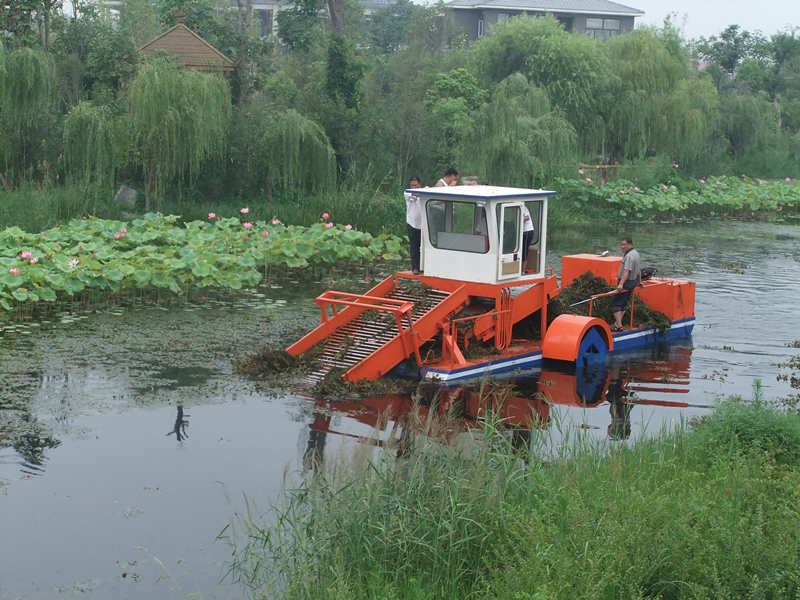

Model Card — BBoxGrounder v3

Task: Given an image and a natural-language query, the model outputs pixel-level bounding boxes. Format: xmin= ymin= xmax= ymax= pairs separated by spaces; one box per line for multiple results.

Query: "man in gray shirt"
xmin=611 ymin=236 xmax=641 ymax=331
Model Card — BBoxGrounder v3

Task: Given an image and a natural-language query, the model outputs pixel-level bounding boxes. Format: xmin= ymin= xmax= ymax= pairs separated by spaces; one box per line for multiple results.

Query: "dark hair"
xmin=621 ymin=236 xmax=633 ymax=245
xmin=409 ymin=176 xmax=421 ymax=184
xmin=444 ymin=168 xmax=458 ymax=177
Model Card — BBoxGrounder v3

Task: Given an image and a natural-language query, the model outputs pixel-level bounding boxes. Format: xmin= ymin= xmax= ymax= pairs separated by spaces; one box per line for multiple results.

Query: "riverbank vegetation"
xmin=228 ymin=395 xmax=800 ymax=599
xmin=2 ymin=5 xmax=800 ymax=232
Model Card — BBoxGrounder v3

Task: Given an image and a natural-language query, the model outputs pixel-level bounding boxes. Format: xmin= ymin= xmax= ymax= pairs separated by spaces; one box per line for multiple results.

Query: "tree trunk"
xmin=327 ymin=0 xmax=343 ymax=37
xmin=245 ymin=0 xmax=253 ymax=33
xmin=236 ymin=0 xmax=244 ymax=32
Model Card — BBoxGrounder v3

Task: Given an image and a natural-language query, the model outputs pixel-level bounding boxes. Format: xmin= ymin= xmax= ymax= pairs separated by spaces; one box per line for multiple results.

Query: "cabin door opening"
xmin=497 ymin=202 xmax=522 ymax=280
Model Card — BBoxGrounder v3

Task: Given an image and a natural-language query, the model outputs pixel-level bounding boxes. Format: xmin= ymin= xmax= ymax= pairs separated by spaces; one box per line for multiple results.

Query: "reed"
xmin=227 ymin=395 xmax=800 ymax=599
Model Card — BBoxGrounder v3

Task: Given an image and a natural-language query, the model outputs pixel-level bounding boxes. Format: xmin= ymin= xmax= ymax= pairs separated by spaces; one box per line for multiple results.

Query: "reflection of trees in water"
xmin=166 ymin=404 xmax=190 ymax=441
xmin=0 ymin=411 xmax=61 ymax=475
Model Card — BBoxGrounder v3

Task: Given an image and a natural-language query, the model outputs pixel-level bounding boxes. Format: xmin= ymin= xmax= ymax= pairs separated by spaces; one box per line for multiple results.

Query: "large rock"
xmin=114 ymin=185 xmax=137 ymax=208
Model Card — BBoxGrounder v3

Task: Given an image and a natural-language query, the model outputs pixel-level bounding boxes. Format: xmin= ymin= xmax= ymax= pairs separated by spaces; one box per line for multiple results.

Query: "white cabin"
xmin=406 ymin=185 xmax=554 ymax=285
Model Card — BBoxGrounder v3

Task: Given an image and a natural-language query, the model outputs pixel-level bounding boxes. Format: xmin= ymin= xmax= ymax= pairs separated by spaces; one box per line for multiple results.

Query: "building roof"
xmin=447 ymin=0 xmax=643 ymax=16
xmin=139 ymin=15 xmax=236 ymax=71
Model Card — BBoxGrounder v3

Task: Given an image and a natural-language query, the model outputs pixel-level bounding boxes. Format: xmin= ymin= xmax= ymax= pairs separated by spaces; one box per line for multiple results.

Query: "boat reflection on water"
xmin=300 ymin=343 xmax=706 ymax=469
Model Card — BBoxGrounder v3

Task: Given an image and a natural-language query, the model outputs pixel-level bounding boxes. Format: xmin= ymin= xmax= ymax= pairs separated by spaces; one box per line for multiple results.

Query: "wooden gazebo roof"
xmin=139 ymin=14 xmax=236 ymax=72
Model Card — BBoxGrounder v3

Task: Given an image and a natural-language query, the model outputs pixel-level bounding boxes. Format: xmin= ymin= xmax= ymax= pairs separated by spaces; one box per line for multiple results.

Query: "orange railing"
xmin=314 ymin=291 xmax=421 ymax=363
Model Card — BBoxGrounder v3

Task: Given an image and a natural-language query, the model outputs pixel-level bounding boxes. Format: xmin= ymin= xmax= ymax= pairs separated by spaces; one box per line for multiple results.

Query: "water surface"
xmin=1 ymin=220 xmax=799 ymax=599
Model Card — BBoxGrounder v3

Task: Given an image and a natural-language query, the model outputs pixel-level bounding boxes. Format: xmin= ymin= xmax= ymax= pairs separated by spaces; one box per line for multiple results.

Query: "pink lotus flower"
xmin=578 ymin=169 xmax=584 ymax=175
xmin=620 ymin=190 xmax=625 ymax=194
xmin=114 ymin=233 xmax=121 ymax=240
xmin=663 ymin=185 xmax=668 ymax=190
xmin=634 ymin=187 xmax=639 ymax=191
xmin=585 ymin=177 xmax=592 ymax=183
xmin=325 ymin=222 xmax=334 ymax=229
xmin=263 ymin=231 xmax=269 ymax=238
xmin=722 ymin=174 xmax=727 ymax=178
xmin=68 ymin=258 xmax=79 ymax=269
xmin=55 ymin=242 xmax=60 ymax=248
xmin=700 ymin=179 xmax=706 ymax=184
xmin=42 ymin=231 xmax=47 ymax=237
xmin=240 ymin=207 xmax=249 ymax=214
xmin=243 ymin=235 xmax=248 ymax=241
xmin=29 ymin=257 xmax=38 ymax=264
xmin=758 ymin=179 xmax=764 ymax=185
xmin=243 ymin=222 xmax=253 ymax=230
xmin=8 ymin=267 xmax=19 ymax=276
xmin=345 ymin=224 xmax=352 ymax=230
xmin=212 ymin=240 xmax=218 ymax=246
xmin=321 ymin=212 xmax=329 ymax=220
xmin=120 ymin=227 xmax=127 ymax=234
xmin=79 ymin=245 xmax=84 ymax=251
xmin=786 ymin=177 xmax=792 ymax=183
xmin=20 ymin=251 xmax=32 ymax=260
xmin=272 ymin=218 xmax=280 ymax=225
xmin=208 ymin=212 xmax=216 ymax=219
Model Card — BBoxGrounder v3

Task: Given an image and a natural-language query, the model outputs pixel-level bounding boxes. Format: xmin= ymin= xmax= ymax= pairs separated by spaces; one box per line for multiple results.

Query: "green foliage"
xmin=366 ymin=0 xmax=419 ymax=53
xmin=276 ymin=0 xmax=324 ymax=52
xmin=126 ymin=58 xmax=232 ymax=209
xmin=229 ymin=99 xmax=336 ymax=200
xmin=0 ymin=46 xmax=57 ymax=186
xmin=471 ymin=15 xmax=611 ymax=142
xmin=0 ymin=213 xmax=405 ymax=314
xmin=326 ymin=35 xmax=363 ymax=109
xmin=461 ymin=73 xmax=576 ymax=187
xmin=63 ymin=101 xmax=120 ymax=191
xmin=229 ymin=398 xmax=800 ymax=599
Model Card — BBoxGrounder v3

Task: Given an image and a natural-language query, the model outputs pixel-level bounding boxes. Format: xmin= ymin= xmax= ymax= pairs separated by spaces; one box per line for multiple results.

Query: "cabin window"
xmin=495 ymin=204 xmax=520 ymax=254
xmin=525 ymin=200 xmax=542 ymax=245
xmin=426 ymin=200 xmax=489 ymax=254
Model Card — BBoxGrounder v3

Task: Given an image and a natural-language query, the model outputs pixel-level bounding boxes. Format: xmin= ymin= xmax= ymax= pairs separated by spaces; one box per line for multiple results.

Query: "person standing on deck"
xmin=612 ymin=236 xmax=641 ymax=332
xmin=522 ymin=203 xmax=534 ymax=266
xmin=405 ymin=176 xmax=423 ymax=275
xmin=435 ymin=168 xmax=458 ymax=187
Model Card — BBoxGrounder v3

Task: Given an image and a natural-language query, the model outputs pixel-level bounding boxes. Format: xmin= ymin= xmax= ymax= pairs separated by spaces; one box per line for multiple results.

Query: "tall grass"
xmin=227 ymin=396 xmax=800 ymax=599
xmin=0 ymin=183 xmax=123 ymax=232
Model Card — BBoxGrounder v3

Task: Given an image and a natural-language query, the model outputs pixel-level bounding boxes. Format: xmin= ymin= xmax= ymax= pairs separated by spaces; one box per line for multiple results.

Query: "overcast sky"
xmin=631 ymin=0 xmax=800 ymax=40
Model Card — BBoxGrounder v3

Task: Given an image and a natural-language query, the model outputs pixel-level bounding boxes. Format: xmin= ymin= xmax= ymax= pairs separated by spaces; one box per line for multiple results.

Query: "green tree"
xmin=459 ymin=73 xmax=576 ymax=187
xmin=471 ymin=15 xmax=612 ymax=152
xmin=276 ymin=0 xmax=324 ymax=51
xmin=0 ymin=46 xmax=57 ymax=187
xmin=62 ymin=101 xmax=120 ymax=192
xmin=228 ymin=98 xmax=336 ymax=202
xmin=126 ymin=58 xmax=231 ymax=209
xmin=366 ymin=0 xmax=419 ymax=54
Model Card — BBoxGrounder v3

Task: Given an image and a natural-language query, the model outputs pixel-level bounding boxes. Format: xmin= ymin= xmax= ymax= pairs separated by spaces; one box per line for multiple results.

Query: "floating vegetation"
xmin=0 ymin=213 xmax=406 ymax=321
xmin=309 ymin=369 xmax=419 ymax=399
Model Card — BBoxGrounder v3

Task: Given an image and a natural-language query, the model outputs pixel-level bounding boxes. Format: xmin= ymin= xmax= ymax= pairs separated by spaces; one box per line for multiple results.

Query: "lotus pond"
xmin=1 ymin=219 xmax=799 ymax=600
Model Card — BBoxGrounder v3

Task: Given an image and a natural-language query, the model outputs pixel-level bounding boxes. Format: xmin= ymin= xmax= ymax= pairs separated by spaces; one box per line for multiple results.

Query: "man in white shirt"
xmin=435 ymin=168 xmax=458 ymax=187
xmin=522 ymin=203 xmax=534 ymax=265
xmin=404 ymin=176 xmax=423 ymax=274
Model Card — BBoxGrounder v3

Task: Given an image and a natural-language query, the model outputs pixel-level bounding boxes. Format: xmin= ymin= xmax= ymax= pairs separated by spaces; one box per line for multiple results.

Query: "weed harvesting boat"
xmin=287 ymin=185 xmax=695 ymax=384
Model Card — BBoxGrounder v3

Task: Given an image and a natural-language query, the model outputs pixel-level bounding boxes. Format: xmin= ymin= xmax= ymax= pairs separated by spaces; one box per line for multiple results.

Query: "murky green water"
xmin=1 ymin=220 xmax=799 ymax=599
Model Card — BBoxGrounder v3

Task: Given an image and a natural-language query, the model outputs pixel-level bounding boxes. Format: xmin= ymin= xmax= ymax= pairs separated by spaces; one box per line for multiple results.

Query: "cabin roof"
xmin=407 ymin=184 xmax=556 ymax=200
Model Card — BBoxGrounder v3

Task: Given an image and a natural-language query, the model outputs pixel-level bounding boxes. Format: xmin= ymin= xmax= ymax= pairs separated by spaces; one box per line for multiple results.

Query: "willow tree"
xmin=459 ymin=73 xmax=576 ymax=187
xmin=126 ymin=58 xmax=231 ymax=209
xmin=605 ymin=29 xmax=688 ymax=161
xmin=0 ymin=46 xmax=55 ymax=187
xmin=63 ymin=101 xmax=120 ymax=192
xmin=229 ymin=97 xmax=336 ymax=202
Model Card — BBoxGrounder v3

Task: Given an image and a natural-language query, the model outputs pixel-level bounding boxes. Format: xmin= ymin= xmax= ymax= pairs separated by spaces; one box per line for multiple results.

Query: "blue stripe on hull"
xmin=421 ymin=318 xmax=695 ymax=383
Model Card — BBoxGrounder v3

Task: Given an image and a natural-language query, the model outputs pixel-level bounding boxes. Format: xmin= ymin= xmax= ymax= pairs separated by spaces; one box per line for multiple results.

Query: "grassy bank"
xmin=229 ymin=397 xmax=800 ymax=599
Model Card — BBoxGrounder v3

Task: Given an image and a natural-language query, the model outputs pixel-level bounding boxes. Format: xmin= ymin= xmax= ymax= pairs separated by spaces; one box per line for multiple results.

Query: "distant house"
xmin=447 ymin=0 xmax=644 ymax=41
xmin=139 ymin=13 xmax=237 ymax=71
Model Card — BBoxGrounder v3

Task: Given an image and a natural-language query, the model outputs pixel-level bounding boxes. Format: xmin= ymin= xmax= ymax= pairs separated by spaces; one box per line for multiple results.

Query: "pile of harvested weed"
xmin=310 ymin=368 xmax=420 ymax=398
xmin=233 ymin=345 xmax=323 ymax=379
xmin=549 ymin=271 xmax=671 ymax=332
